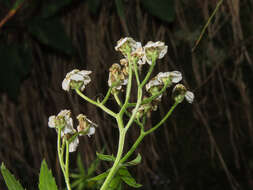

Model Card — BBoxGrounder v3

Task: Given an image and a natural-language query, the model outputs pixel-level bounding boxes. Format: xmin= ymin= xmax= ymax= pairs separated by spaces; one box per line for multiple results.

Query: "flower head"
xmin=108 ymin=63 xmax=128 ymax=91
xmin=77 ymin=114 xmax=97 ymax=137
xmin=115 ymin=37 xmax=142 ymax=57
xmin=172 ymin=84 xmax=194 ymax=103
xmin=48 ymin=109 xmax=75 ymax=137
xmin=145 ymin=77 xmax=163 ymax=100
xmin=62 ymin=69 xmax=92 ymax=91
xmin=143 ymin=41 xmax=168 ymax=65
xmin=157 ymin=71 xmax=182 ymax=85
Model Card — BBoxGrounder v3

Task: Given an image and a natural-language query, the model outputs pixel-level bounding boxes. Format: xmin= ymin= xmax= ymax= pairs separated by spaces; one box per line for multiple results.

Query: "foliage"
xmin=0 ymin=0 xmax=74 ymax=100
xmin=1 ymin=160 xmax=58 ymax=190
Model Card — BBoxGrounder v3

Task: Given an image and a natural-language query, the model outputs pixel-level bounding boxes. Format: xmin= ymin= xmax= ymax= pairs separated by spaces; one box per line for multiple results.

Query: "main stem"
xmin=100 ymin=118 xmax=126 ymax=190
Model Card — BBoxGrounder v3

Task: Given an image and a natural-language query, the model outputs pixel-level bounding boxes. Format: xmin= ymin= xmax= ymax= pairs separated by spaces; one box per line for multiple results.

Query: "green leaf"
xmin=0 ymin=43 xmax=33 ymax=100
xmin=124 ymin=153 xmax=142 ymax=166
xmin=41 ymin=0 xmax=72 ymax=18
xmin=28 ymin=18 xmax=74 ymax=54
xmin=77 ymin=153 xmax=86 ymax=175
xmin=87 ymin=171 xmax=109 ymax=182
xmin=109 ymin=176 xmax=121 ymax=189
xmin=96 ymin=152 xmax=115 ymax=162
xmin=119 ymin=167 xmax=142 ymax=188
xmin=141 ymin=0 xmax=175 ymax=23
xmin=87 ymin=157 xmax=100 ymax=177
xmin=39 ymin=160 xmax=58 ymax=190
xmin=87 ymin=0 xmax=101 ymax=14
xmin=1 ymin=163 xmax=25 ymax=190
xmin=115 ymin=0 xmax=125 ymax=19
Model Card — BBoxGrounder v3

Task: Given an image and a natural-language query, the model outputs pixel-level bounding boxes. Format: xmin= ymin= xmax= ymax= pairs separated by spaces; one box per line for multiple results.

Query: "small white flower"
xmin=62 ymin=69 xmax=92 ymax=91
xmin=77 ymin=114 xmax=97 ymax=137
xmin=145 ymin=78 xmax=162 ymax=92
xmin=115 ymin=37 xmax=142 ymax=56
xmin=172 ymin=84 xmax=194 ymax=104
xmin=48 ymin=109 xmax=76 ymax=137
xmin=157 ymin=71 xmax=182 ymax=84
xmin=69 ymin=135 xmax=79 ymax=152
xmin=143 ymin=41 xmax=168 ymax=65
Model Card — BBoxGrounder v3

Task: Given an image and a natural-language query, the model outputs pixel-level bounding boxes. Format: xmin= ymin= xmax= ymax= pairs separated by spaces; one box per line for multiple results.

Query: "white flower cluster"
xmin=48 ymin=110 xmax=97 ymax=152
xmin=62 ymin=69 xmax=92 ymax=91
xmin=115 ymin=37 xmax=168 ymax=65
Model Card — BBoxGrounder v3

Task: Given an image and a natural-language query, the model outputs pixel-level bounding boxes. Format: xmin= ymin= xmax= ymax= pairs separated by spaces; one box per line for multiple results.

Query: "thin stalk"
xmin=133 ymin=61 xmax=140 ymax=86
xmin=119 ymin=53 xmax=133 ymax=116
xmin=75 ymin=89 xmax=117 ymax=118
xmin=192 ymin=0 xmax=223 ymax=52
xmin=101 ymin=88 xmax=112 ymax=105
xmin=120 ymin=130 xmax=145 ymax=163
xmin=145 ymin=102 xmax=179 ymax=135
xmin=65 ymin=141 xmax=71 ymax=190
xmin=114 ymin=93 xmax=122 ymax=107
xmin=100 ymin=121 xmax=126 ymax=190
xmin=140 ymin=57 xmax=156 ymax=88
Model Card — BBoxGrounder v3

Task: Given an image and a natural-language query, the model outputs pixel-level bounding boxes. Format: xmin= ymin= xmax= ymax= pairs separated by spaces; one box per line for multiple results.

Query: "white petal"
xmin=69 ymin=137 xmax=79 ymax=152
xmin=185 ymin=91 xmax=194 ymax=103
xmin=157 ymin=72 xmax=170 ymax=82
xmin=87 ymin=127 xmax=95 ymax=137
xmin=145 ymin=79 xmax=162 ymax=91
xmin=62 ymin=78 xmax=70 ymax=91
xmin=70 ymin=73 xmax=84 ymax=81
xmin=170 ymin=71 xmax=182 ymax=83
xmin=48 ymin=116 xmax=56 ymax=128
xmin=78 ymin=70 xmax=92 ymax=76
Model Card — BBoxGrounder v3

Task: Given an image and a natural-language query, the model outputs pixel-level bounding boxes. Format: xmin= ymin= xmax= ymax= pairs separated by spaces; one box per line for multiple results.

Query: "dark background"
xmin=0 ymin=0 xmax=253 ymax=189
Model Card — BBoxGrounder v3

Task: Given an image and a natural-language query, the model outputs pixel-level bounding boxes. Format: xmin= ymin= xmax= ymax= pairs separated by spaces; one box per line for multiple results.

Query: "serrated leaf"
xmin=141 ymin=0 xmax=175 ymax=23
xmin=39 ymin=160 xmax=58 ymax=190
xmin=118 ymin=167 xmax=142 ymax=188
xmin=109 ymin=176 xmax=121 ymax=189
xmin=124 ymin=153 xmax=142 ymax=166
xmin=28 ymin=18 xmax=74 ymax=54
xmin=41 ymin=0 xmax=72 ymax=18
xmin=87 ymin=171 xmax=109 ymax=182
xmin=1 ymin=163 xmax=25 ymax=190
xmin=115 ymin=0 xmax=125 ymax=19
xmin=87 ymin=157 xmax=100 ymax=177
xmin=96 ymin=152 xmax=115 ymax=162
xmin=77 ymin=153 xmax=85 ymax=175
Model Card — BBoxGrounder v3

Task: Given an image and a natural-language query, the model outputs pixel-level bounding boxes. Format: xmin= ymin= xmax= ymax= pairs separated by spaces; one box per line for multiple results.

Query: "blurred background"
xmin=0 ymin=0 xmax=253 ymax=189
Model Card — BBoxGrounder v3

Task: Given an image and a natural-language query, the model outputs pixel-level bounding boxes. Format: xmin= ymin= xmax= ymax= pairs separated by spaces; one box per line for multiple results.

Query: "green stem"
xmin=100 ymin=119 xmax=126 ymax=190
xmin=121 ymin=102 xmax=179 ymax=164
xmin=114 ymin=93 xmax=122 ymax=107
xmin=145 ymin=101 xmax=179 ymax=135
xmin=119 ymin=53 xmax=133 ymax=117
xmin=65 ymin=141 xmax=72 ymax=190
xmin=57 ymin=130 xmax=72 ymax=190
xmin=101 ymin=88 xmax=112 ymax=105
xmin=133 ymin=61 xmax=140 ymax=86
xmin=120 ymin=130 xmax=145 ymax=163
xmin=140 ymin=57 xmax=156 ymax=88
xmin=75 ymin=89 xmax=117 ymax=118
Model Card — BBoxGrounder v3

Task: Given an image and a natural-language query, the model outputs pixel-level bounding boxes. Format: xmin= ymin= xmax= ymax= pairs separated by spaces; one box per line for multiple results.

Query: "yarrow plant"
xmin=45 ymin=37 xmax=195 ymax=190
xmin=0 ymin=37 xmax=194 ymax=190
